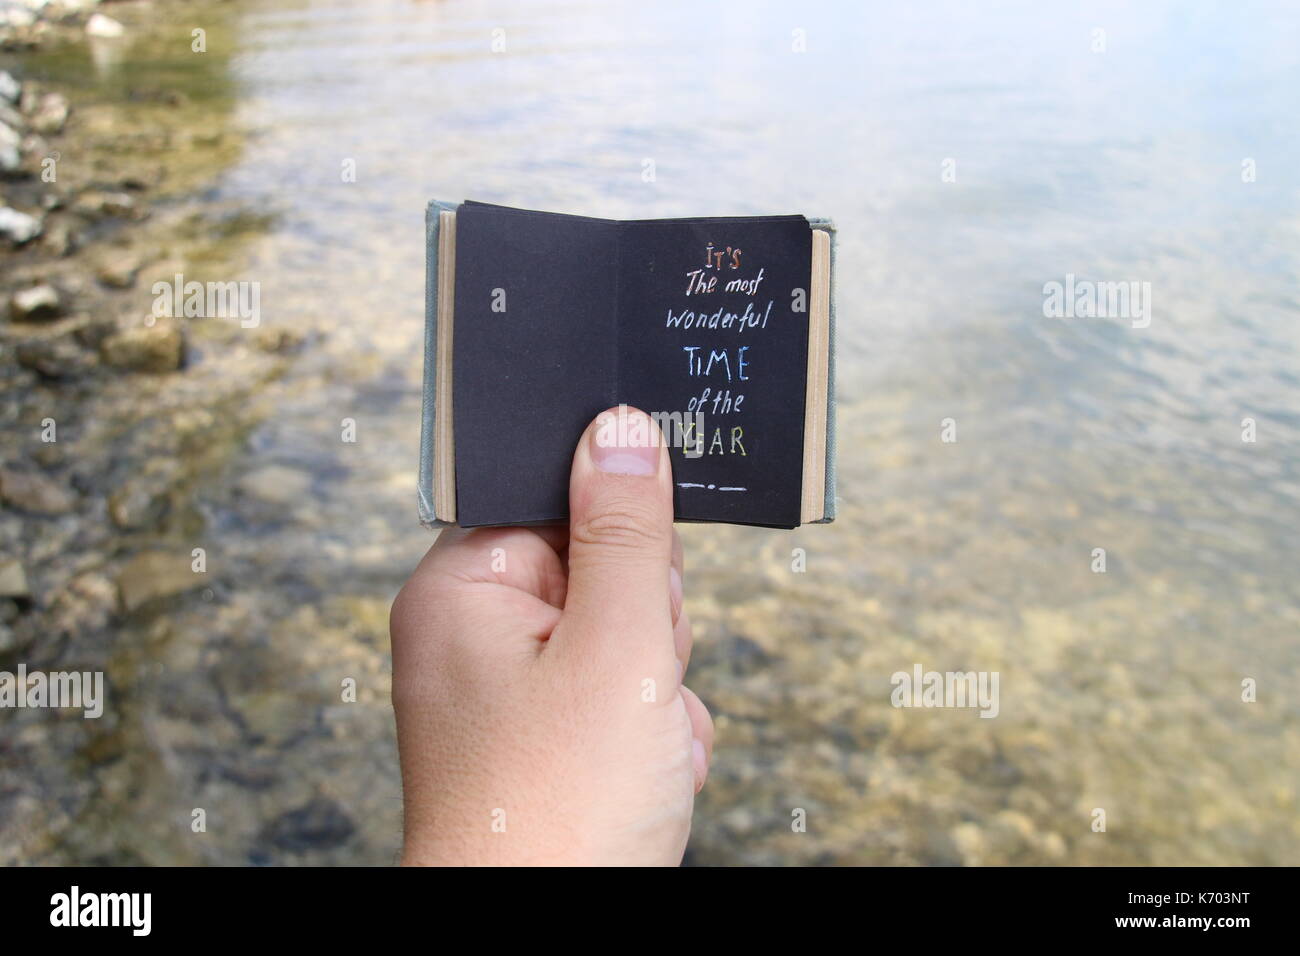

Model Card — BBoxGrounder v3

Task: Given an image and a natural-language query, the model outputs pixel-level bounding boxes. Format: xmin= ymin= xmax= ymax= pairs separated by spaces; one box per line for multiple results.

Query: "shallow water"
xmin=4 ymin=0 xmax=1299 ymax=864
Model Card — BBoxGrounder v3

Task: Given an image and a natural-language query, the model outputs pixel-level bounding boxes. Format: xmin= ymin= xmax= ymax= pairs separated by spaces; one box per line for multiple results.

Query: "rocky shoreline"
xmin=2 ymin=4 xmax=189 ymax=386
xmin=0 ymin=0 xmax=328 ymax=864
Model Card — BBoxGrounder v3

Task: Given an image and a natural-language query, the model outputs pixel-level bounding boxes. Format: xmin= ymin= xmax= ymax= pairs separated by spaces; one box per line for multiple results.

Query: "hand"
xmin=391 ymin=406 xmax=713 ymax=866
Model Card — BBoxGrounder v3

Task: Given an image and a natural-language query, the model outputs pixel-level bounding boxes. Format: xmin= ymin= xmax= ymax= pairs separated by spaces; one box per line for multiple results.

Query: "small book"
xmin=418 ymin=200 xmax=837 ymax=530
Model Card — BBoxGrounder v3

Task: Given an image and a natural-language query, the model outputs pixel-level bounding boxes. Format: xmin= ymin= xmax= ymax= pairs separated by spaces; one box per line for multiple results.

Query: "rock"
xmin=8 ymin=283 xmax=62 ymax=321
xmin=0 ymin=205 xmax=41 ymax=244
xmin=720 ymin=633 xmax=771 ymax=676
xmin=0 ymin=559 xmax=28 ymax=599
xmin=15 ymin=333 xmax=95 ymax=378
xmin=1 ymin=6 xmax=36 ymax=30
xmin=116 ymin=550 xmax=201 ymax=612
xmin=18 ymin=132 xmax=48 ymax=174
xmin=70 ymin=313 xmax=115 ymax=349
xmin=949 ymin=822 xmax=986 ymax=866
xmin=107 ymin=459 xmax=179 ymax=529
xmin=99 ymin=320 xmax=183 ymax=372
xmin=40 ymin=219 xmax=74 ymax=256
xmin=58 ymin=0 xmax=103 ymax=13
xmin=94 ymin=250 xmax=140 ymax=288
xmin=28 ymin=92 xmax=67 ymax=135
xmin=236 ymin=465 xmax=312 ymax=507
xmin=0 ymin=71 xmax=19 ymax=105
xmin=0 ymin=101 xmax=22 ymax=130
xmin=261 ymin=798 xmax=356 ymax=853
xmin=255 ymin=326 xmax=306 ymax=354
xmin=0 ymin=467 xmax=76 ymax=515
xmin=85 ymin=13 xmax=123 ymax=38
xmin=0 ymin=119 xmax=19 ymax=171
xmin=48 ymin=571 xmax=115 ymax=637
xmin=74 ymin=190 xmax=137 ymax=219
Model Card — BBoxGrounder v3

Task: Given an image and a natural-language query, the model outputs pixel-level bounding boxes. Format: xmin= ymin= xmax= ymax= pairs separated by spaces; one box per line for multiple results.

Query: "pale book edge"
xmin=434 ymin=210 xmax=457 ymax=522
xmin=800 ymin=228 xmax=831 ymax=525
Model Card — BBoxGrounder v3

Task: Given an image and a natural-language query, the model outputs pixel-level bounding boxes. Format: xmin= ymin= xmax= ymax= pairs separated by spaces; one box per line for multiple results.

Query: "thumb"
xmin=561 ymin=406 xmax=676 ymax=659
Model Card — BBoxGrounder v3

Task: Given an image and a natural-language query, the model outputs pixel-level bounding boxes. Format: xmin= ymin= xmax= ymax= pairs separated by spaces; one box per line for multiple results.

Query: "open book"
xmin=419 ymin=200 xmax=836 ymax=530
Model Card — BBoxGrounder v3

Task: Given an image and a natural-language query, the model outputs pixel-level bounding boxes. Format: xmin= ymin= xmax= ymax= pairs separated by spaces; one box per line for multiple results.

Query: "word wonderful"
xmin=665 ymin=299 xmax=772 ymax=334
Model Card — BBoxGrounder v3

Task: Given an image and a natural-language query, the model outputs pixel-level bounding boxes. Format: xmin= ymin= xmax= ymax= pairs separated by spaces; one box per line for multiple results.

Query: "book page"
xmin=616 ymin=216 xmax=813 ymax=528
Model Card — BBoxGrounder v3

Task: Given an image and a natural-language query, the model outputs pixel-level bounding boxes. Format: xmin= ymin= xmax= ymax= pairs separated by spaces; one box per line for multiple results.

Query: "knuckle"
xmin=571 ymin=499 xmax=668 ymax=554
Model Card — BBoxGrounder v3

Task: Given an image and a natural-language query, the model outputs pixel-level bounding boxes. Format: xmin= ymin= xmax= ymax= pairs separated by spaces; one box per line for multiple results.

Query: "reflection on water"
xmin=4 ymin=0 xmax=1299 ymax=864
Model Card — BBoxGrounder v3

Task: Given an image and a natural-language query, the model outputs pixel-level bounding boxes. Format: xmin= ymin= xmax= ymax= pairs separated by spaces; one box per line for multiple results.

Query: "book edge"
xmin=418 ymin=199 xmax=461 ymax=529
xmin=800 ymin=227 xmax=831 ymax=524
xmin=810 ymin=219 xmax=837 ymax=524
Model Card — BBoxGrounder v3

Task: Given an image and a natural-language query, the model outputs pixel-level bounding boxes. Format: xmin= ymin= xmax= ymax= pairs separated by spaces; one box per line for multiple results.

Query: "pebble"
xmin=8 ymin=283 xmax=62 ymax=321
xmin=0 ymin=71 xmax=19 ymax=105
xmin=15 ymin=331 xmax=96 ymax=378
xmin=0 ymin=120 xmax=18 ymax=172
xmin=85 ymin=14 xmax=124 ymax=39
xmin=94 ymin=250 xmax=141 ymax=289
xmin=237 ymin=464 xmax=312 ymax=507
xmin=99 ymin=321 xmax=184 ymax=372
xmin=0 ymin=206 xmax=42 ymax=245
xmin=260 ymin=797 xmax=356 ymax=853
xmin=73 ymin=190 xmax=137 ymax=220
xmin=116 ymin=550 xmax=201 ymax=612
xmin=0 ymin=559 xmax=29 ymax=599
xmin=0 ymin=466 xmax=76 ymax=515
xmin=48 ymin=571 xmax=116 ymax=638
xmin=107 ymin=459 xmax=179 ymax=529
xmin=28 ymin=92 xmax=67 ymax=135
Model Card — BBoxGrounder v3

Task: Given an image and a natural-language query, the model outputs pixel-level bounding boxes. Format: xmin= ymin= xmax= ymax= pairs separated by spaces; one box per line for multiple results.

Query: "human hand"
xmin=391 ymin=406 xmax=713 ymax=866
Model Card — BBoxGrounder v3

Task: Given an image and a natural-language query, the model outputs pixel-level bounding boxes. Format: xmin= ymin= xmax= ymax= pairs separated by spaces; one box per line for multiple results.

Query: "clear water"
xmin=5 ymin=0 xmax=1298 ymax=864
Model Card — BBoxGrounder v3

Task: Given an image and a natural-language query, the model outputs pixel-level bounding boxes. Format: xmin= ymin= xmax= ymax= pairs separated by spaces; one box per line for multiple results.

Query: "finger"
xmin=680 ymin=684 xmax=714 ymax=793
xmin=669 ymin=529 xmax=684 ymax=625
xmin=673 ymin=609 xmax=693 ymax=678
xmin=559 ymin=406 xmax=675 ymax=660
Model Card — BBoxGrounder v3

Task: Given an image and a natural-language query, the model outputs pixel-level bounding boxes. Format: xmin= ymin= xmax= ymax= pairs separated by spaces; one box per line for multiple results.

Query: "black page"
xmin=451 ymin=203 xmax=812 ymax=528
xmin=452 ymin=203 xmax=619 ymax=526
xmin=616 ymin=217 xmax=812 ymax=528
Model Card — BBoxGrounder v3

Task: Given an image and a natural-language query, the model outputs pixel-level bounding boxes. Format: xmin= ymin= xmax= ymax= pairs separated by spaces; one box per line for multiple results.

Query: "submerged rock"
xmin=0 ymin=205 xmax=41 ymax=244
xmin=95 ymin=250 xmax=141 ymax=288
xmin=14 ymin=329 xmax=96 ymax=378
xmin=48 ymin=571 xmax=116 ymax=638
xmin=8 ymin=283 xmax=62 ymax=321
xmin=0 ymin=71 xmax=19 ymax=105
xmin=236 ymin=465 xmax=312 ymax=507
xmin=0 ymin=119 xmax=18 ymax=171
xmin=28 ymin=91 xmax=67 ymax=135
xmin=0 ymin=466 xmax=76 ymax=515
xmin=73 ymin=190 xmax=138 ymax=220
xmin=0 ymin=559 xmax=29 ymax=599
xmin=85 ymin=13 xmax=124 ymax=39
xmin=261 ymin=797 xmax=356 ymax=853
xmin=116 ymin=550 xmax=201 ymax=612
xmin=99 ymin=320 xmax=184 ymax=372
xmin=107 ymin=459 xmax=180 ymax=530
